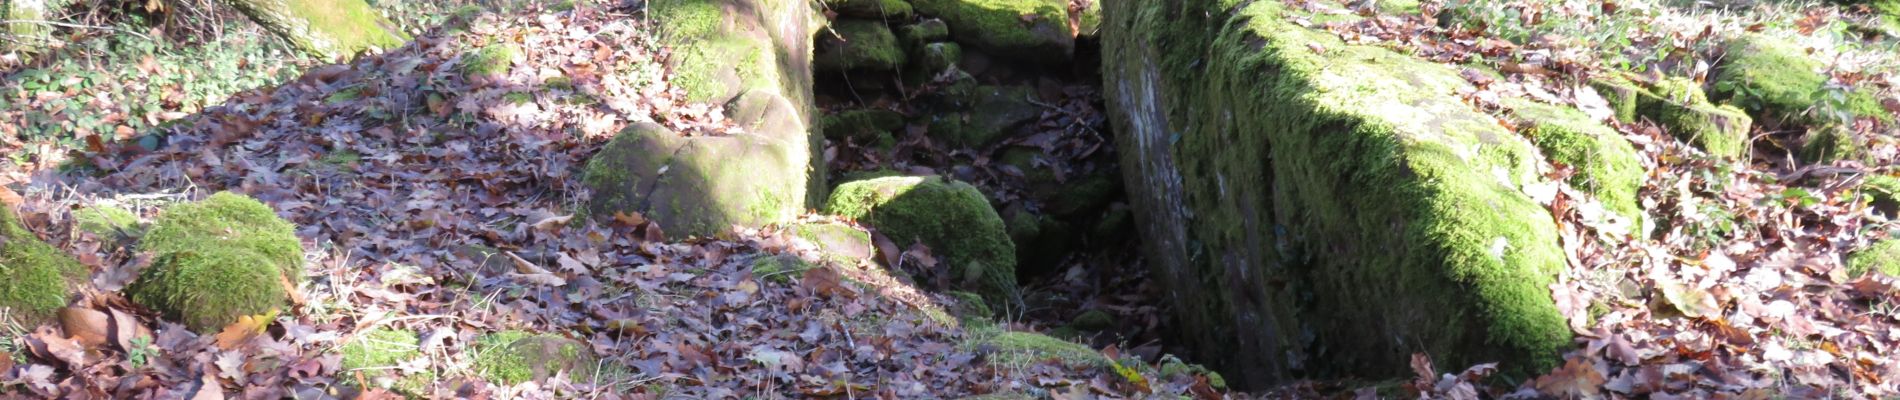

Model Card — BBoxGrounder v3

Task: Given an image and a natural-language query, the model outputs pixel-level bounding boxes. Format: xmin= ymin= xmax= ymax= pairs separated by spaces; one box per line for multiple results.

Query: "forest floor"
xmin=1 ymin=0 xmax=1898 ymax=398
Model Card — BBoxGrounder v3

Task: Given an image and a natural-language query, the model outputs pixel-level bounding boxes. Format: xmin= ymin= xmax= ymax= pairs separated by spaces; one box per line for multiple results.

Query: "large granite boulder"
xmin=1102 ymin=0 xmax=1575 ymax=386
xmin=583 ymin=0 xmax=824 ymax=238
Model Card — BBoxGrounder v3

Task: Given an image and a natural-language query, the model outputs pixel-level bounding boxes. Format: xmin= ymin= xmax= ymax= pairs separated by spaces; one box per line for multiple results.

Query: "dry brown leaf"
xmin=213 ymin=312 xmax=274 ymax=350
xmin=58 ymin=307 xmax=111 ymax=349
xmin=189 ymin=372 xmax=224 ymax=400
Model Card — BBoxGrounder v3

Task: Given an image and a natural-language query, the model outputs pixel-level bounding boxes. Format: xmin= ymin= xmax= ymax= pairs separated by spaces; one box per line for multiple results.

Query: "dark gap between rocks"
xmin=808 ymin=3 xmax=1195 ymax=370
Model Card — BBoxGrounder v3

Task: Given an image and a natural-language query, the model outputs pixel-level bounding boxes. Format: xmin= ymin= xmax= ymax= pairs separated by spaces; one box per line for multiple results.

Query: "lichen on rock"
xmin=825 ymin=175 xmax=1019 ymax=306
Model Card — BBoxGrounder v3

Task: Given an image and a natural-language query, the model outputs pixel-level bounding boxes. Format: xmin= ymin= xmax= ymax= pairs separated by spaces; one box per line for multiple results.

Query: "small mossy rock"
xmin=791 ymin=221 xmax=875 ymax=263
xmin=128 ymin=249 xmax=286 ymax=332
xmin=822 ymin=109 xmax=906 ymax=141
xmin=910 ymin=0 xmax=1073 ymax=64
xmin=750 ymin=255 xmax=819 ymax=283
xmin=474 ymin=332 xmax=600 ymax=385
xmin=825 ymin=176 xmax=1019 ymax=305
xmin=1069 ymin=310 xmax=1114 ymax=331
xmin=130 ymin=192 xmax=303 ymax=332
xmin=1090 ymin=207 xmax=1132 ymax=242
xmin=1862 ymin=175 xmax=1900 ymax=216
xmin=815 ymin=19 xmax=907 ymax=72
xmin=913 ymin=42 xmax=964 ymax=75
xmin=1157 ymin=358 xmax=1229 ymax=390
xmin=1588 ymin=77 xmax=1645 ymax=123
xmin=225 ymin=0 xmax=408 ymax=61
xmin=947 ymin=290 xmax=994 ymax=321
xmin=339 ymin=328 xmax=432 ymax=395
xmin=0 ymin=206 xmax=84 ymax=324
xmin=461 ymin=43 xmax=519 ymax=78
xmin=1077 ymin=0 xmax=1102 ymax=37
xmin=72 ymin=205 xmax=140 ymax=238
xmin=1633 ymin=78 xmax=1752 ymax=160
xmin=1713 ymin=34 xmax=1892 ymax=128
xmin=1848 ymin=239 xmax=1900 ymax=277
xmin=583 ymin=108 xmax=810 ymax=238
xmin=1002 ymin=208 xmax=1072 ymax=272
xmin=1507 ymin=100 xmax=1647 ymax=222
xmin=1046 ymin=173 xmax=1120 ymax=218
xmin=823 ymin=0 xmax=914 ymax=18
xmin=899 ymin=19 xmax=951 ymax=50
xmin=140 ymin=192 xmax=304 ymax=281
xmin=1102 ymin=0 xmax=1570 ymax=384
xmin=965 ymin=329 xmax=1110 ymax=368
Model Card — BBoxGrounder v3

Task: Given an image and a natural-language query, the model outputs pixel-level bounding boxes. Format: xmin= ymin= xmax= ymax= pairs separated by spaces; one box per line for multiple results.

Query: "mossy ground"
xmin=0 ymin=207 xmax=84 ymax=324
xmin=825 ymin=176 xmax=1019 ymax=306
xmin=338 ymin=328 xmax=433 ymax=395
xmin=129 ymin=192 xmax=303 ymax=332
xmin=472 ymin=331 xmax=605 ymax=386
xmin=962 ymin=328 xmax=1110 ymax=369
xmin=72 ymin=205 xmax=140 ymax=238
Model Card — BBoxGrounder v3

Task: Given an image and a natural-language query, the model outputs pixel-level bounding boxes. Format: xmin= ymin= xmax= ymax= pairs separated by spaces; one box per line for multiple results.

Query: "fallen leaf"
xmin=214 ymin=311 xmax=276 ymax=350
xmin=59 ymin=307 xmax=112 ymax=349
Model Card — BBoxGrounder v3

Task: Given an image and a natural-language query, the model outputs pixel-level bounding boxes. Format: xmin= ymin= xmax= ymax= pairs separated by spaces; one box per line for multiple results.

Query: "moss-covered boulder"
xmin=583 ymin=119 xmax=809 ymax=238
xmin=1712 ymin=34 xmax=1891 ymax=134
xmin=1640 ymin=78 xmax=1753 ymax=160
xmin=473 ymin=331 xmax=600 ymax=386
xmin=910 ymin=0 xmax=1074 ymax=64
xmin=127 ymin=192 xmax=303 ymax=332
xmin=823 ymin=0 xmax=914 ymax=18
xmin=0 ymin=206 xmax=84 ymax=324
xmin=815 ymin=19 xmax=907 ymax=72
xmin=1102 ymin=0 xmax=1571 ymax=384
xmin=1507 ymin=101 xmax=1646 ymax=221
xmin=826 ymin=176 xmax=1019 ymax=305
xmin=338 ymin=328 xmax=433 ymax=395
xmin=460 ymin=43 xmax=520 ymax=79
xmin=751 ymin=254 xmax=820 ymax=283
xmin=223 ymin=0 xmax=408 ymax=61
xmin=1848 ymin=239 xmax=1900 ymax=278
xmin=586 ymin=0 xmax=824 ymax=235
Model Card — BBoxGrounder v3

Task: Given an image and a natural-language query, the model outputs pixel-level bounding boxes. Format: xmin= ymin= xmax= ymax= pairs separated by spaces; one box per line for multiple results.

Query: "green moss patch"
xmin=1848 ymin=240 xmax=1900 ymax=278
xmin=964 ymin=328 xmax=1110 ymax=369
xmin=825 ymin=176 xmax=1019 ymax=305
xmin=1507 ymin=101 xmax=1647 ymax=223
xmin=822 ymin=109 xmax=906 ymax=141
xmin=130 ymin=192 xmax=303 ymax=332
xmin=461 ymin=43 xmax=520 ymax=78
xmin=1712 ymin=34 xmax=1891 ymax=131
xmin=73 ymin=205 xmax=140 ymax=238
xmin=338 ymin=328 xmax=433 ymax=395
xmin=472 ymin=331 xmax=601 ymax=386
xmin=0 ymin=207 xmax=84 ymax=324
xmin=269 ymin=0 xmax=409 ymax=60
